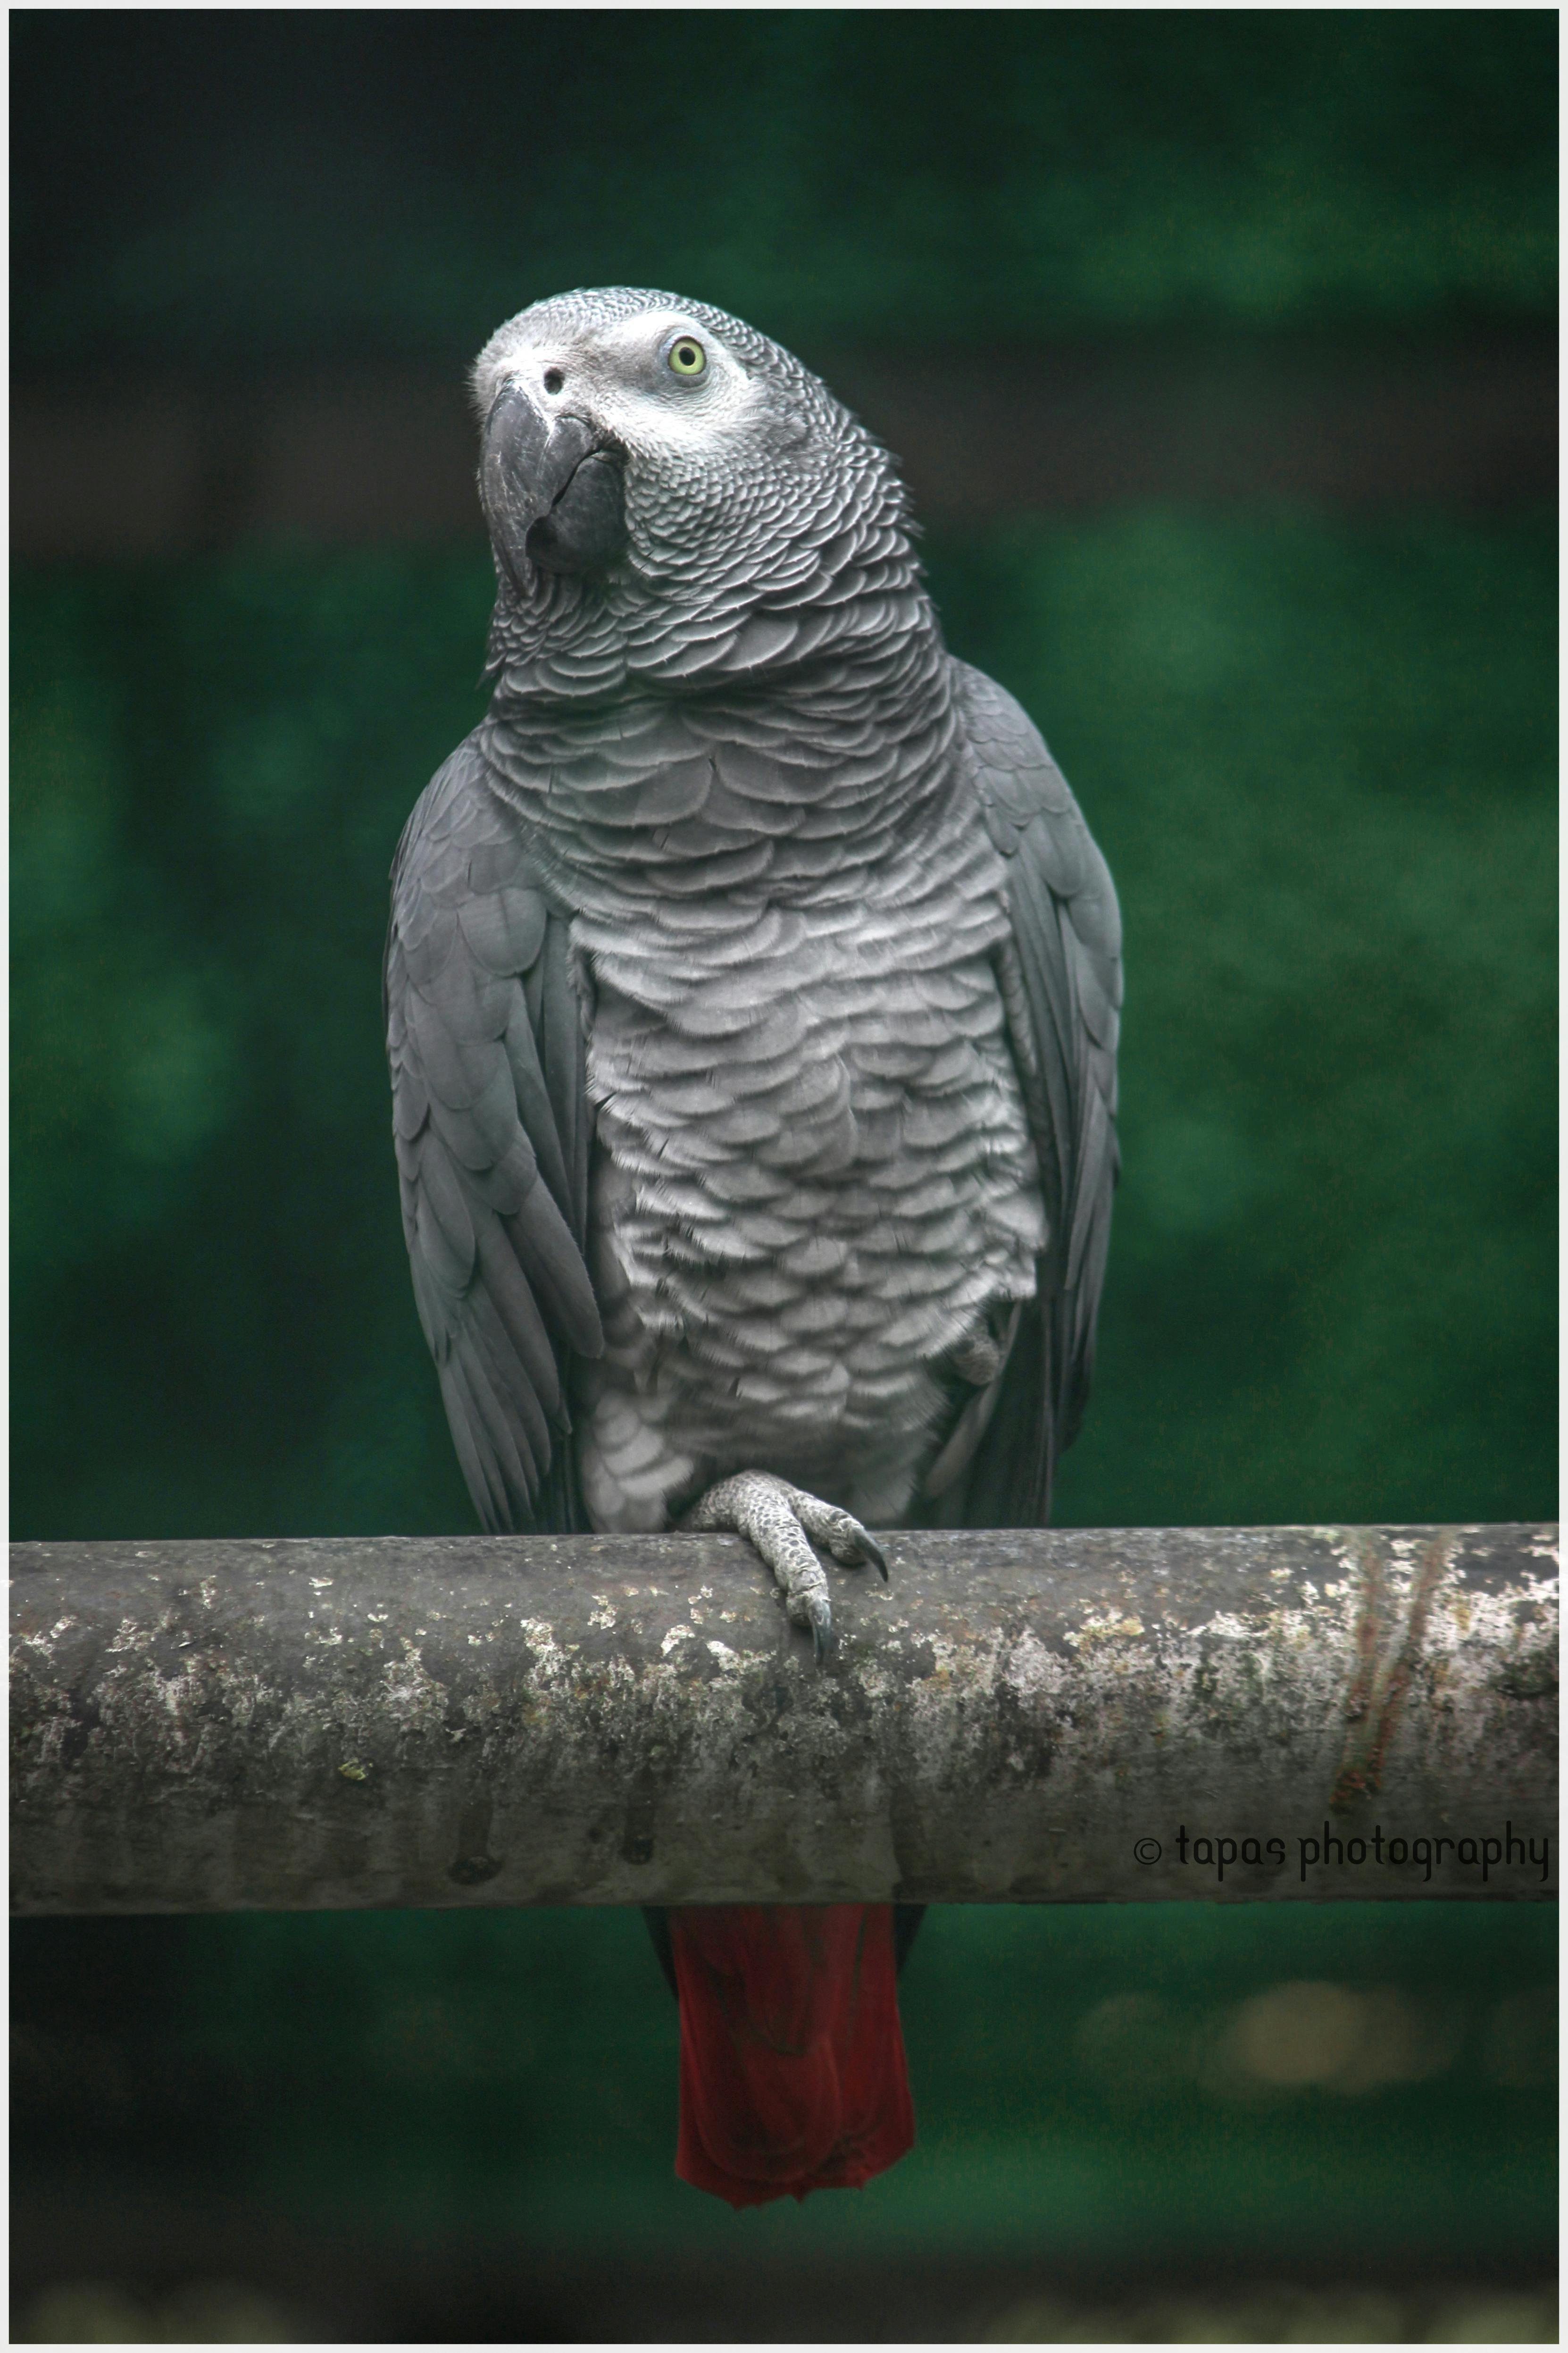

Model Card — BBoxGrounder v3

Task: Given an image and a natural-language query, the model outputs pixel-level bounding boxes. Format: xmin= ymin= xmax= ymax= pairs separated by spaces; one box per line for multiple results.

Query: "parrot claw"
xmin=679 ymin=1471 xmax=888 ymax=1663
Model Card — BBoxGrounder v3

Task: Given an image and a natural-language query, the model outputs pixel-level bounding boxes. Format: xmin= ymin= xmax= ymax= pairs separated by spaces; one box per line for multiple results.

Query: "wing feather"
xmin=386 ymin=733 xmax=602 ymax=1534
xmin=951 ymin=662 xmax=1121 ymax=1522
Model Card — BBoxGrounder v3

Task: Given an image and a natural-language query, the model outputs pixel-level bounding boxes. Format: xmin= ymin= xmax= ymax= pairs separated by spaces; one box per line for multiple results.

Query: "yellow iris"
xmin=667 ymin=336 xmax=707 ymax=377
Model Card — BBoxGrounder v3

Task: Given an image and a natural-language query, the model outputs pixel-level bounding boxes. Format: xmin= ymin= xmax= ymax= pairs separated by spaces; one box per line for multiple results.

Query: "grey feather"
xmin=386 ymin=737 xmax=602 ymax=1534
xmin=949 ymin=663 xmax=1121 ymax=1503
xmin=390 ymin=289 xmax=1118 ymax=1558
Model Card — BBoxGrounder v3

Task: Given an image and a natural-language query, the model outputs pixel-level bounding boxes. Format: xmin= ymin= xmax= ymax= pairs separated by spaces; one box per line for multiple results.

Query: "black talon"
xmin=812 ymin=1616 xmax=837 ymax=1664
xmin=860 ymin=1532 xmax=889 ymax=1582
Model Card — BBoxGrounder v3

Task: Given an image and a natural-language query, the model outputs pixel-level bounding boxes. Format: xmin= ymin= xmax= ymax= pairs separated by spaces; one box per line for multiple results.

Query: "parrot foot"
xmin=679 ymin=1472 xmax=888 ymax=1661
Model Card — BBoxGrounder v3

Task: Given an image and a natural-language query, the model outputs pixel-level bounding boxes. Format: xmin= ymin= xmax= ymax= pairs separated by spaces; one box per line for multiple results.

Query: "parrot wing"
xmin=948 ymin=659 xmax=1122 ymax=1525
xmin=385 ymin=733 xmax=602 ymax=1533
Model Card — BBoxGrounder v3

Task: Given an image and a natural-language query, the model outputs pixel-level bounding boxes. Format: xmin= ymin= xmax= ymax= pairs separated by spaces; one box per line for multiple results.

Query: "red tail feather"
xmin=668 ymin=1901 xmax=915 ymax=2208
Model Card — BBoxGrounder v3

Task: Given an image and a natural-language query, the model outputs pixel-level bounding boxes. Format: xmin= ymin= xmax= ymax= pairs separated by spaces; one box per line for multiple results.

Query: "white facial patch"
xmin=589 ymin=311 xmax=759 ymax=456
xmin=472 ymin=308 xmax=759 ymax=462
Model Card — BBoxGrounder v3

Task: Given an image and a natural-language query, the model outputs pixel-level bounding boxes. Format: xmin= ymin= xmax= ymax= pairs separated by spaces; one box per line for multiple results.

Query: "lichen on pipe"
xmin=9 ymin=1524 xmax=1558 ymax=1917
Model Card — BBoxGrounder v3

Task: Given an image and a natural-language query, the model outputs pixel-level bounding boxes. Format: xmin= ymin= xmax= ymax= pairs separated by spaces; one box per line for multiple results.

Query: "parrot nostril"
xmin=542 ymin=366 xmax=565 ymax=395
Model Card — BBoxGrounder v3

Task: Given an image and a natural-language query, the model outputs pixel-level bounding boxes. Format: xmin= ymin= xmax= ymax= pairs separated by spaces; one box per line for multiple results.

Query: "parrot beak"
xmin=479 ymin=383 xmax=628 ymax=587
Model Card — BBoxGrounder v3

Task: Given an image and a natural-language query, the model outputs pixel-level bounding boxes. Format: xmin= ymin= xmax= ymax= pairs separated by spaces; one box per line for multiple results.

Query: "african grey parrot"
xmin=385 ymin=288 xmax=1120 ymax=2205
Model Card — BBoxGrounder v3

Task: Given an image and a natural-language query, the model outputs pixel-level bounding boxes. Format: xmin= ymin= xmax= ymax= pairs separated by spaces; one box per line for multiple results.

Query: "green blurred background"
xmin=11 ymin=12 xmax=1556 ymax=2343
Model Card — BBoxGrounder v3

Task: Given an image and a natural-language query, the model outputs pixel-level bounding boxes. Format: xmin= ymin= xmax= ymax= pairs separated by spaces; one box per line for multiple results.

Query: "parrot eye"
xmin=666 ymin=335 xmax=707 ymax=380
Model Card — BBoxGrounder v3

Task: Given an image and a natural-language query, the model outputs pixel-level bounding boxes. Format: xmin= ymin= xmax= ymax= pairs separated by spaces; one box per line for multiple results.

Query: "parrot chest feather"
xmin=572 ymin=821 xmax=1044 ymax=1529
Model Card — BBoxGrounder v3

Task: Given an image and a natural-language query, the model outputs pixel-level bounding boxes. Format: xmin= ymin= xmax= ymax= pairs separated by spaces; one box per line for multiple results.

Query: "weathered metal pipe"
xmin=9 ymin=1524 xmax=1557 ymax=1916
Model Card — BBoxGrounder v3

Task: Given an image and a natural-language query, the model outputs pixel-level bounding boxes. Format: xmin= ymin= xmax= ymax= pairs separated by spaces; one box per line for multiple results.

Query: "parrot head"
xmin=470 ymin=287 xmax=920 ymax=687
